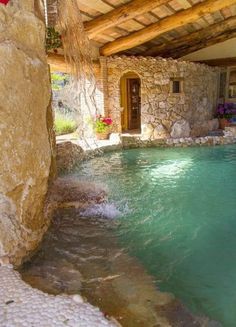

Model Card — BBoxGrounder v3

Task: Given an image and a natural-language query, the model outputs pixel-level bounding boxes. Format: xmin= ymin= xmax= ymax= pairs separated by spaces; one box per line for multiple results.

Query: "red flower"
xmin=0 ymin=0 xmax=10 ymax=5
xmin=102 ymin=118 xmax=113 ymax=125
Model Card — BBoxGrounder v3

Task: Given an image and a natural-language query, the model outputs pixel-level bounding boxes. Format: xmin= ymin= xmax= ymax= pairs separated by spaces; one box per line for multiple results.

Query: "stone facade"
xmin=104 ymin=56 xmax=219 ymax=138
xmin=0 ymin=1 xmax=54 ymax=265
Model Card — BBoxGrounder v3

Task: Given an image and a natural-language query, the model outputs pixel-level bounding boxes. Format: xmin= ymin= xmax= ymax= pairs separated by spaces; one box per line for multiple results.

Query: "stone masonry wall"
xmin=106 ymin=56 xmax=220 ymax=138
xmin=0 ymin=1 xmax=53 ymax=265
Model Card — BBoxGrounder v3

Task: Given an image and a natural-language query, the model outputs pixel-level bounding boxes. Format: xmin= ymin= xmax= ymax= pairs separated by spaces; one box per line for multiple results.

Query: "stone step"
xmin=225 ymin=126 xmax=236 ymax=137
xmin=207 ymin=130 xmax=224 ymax=137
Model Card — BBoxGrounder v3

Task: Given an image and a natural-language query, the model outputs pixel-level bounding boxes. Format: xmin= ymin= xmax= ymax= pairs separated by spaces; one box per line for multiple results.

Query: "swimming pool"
xmin=74 ymin=145 xmax=236 ymax=327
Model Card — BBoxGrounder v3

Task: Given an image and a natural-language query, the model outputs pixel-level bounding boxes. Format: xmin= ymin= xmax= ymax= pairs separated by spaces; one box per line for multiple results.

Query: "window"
xmin=173 ymin=80 xmax=180 ymax=93
xmin=228 ymin=69 xmax=236 ymax=99
xmin=171 ymin=79 xmax=183 ymax=94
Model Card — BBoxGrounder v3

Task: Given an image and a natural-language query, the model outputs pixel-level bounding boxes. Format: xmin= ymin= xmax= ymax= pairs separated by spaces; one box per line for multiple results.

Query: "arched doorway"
xmin=120 ymin=72 xmax=141 ymax=132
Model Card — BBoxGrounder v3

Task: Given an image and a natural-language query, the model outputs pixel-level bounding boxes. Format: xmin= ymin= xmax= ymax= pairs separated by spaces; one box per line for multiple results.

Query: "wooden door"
xmin=127 ymin=78 xmax=141 ymax=130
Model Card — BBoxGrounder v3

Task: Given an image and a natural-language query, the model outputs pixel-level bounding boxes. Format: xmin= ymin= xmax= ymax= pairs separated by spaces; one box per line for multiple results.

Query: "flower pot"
xmin=219 ymin=118 xmax=230 ymax=130
xmin=96 ymin=132 xmax=110 ymax=140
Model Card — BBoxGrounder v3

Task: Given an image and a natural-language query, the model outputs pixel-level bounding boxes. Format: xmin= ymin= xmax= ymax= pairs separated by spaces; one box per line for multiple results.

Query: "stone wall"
xmin=0 ymin=1 xmax=54 ymax=265
xmin=106 ymin=56 xmax=219 ymax=138
xmin=121 ymin=134 xmax=236 ymax=149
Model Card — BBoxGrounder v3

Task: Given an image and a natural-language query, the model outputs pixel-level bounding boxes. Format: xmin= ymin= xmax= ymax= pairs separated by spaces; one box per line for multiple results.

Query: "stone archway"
xmin=120 ymin=72 xmax=141 ymax=132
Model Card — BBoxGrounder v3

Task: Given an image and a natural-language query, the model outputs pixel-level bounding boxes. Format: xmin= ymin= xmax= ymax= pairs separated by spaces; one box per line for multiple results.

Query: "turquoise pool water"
xmin=75 ymin=145 xmax=236 ymax=326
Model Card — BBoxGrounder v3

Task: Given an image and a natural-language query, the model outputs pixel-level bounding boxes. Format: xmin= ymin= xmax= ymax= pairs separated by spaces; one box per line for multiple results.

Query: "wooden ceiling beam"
xmin=47 ymin=53 xmax=100 ymax=73
xmin=100 ymin=0 xmax=236 ymax=56
xmin=47 ymin=53 xmax=70 ymax=73
xmin=198 ymin=57 xmax=236 ymax=67
xmin=143 ymin=16 xmax=236 ymax=58
xmin=166 ymin=29 xmax=236 ymax=58
xmin=84 ymin=0 xmax=169 ymax=39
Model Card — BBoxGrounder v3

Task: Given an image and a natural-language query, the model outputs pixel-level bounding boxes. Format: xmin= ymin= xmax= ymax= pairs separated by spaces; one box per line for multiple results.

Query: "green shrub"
xmin=54 ymin=115 xmax=77 ymax=136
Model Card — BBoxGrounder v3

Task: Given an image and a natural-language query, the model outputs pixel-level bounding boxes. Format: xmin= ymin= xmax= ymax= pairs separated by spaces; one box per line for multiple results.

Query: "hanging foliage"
xmin=56 ymin=0 xmax=98 ymax=139
xmin=46 ymin=27 xmax=62 ymax=51
xmin=56 ymin=0 xmax=95 ymax=83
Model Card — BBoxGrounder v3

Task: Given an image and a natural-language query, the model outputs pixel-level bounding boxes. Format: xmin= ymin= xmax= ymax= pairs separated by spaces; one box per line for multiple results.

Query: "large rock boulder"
xmin=170 ymin=119 xmax=190 ymax=138
xmin=48 ymin=177 xmax=107 ymax=208
xmin=191 ymin=119 xmax=219 ymax=137
xmin=141 ymin=123 xmax=154 ymax=139
xmin=191 ymin=121 xmax=209 ymax=137
xmin=56 ymin=141 xmax=84 ymax=173
xmin=0 ymin=4 xmax=53 ymax=265
xmin=153 ymin=123 xmax=170 ymax=139
xmin=208 ymin=118 xmax=219 ymax=131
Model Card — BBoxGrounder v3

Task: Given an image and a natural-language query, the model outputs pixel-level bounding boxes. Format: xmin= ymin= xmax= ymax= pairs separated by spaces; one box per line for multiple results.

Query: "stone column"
xmin=0 ymin=1 xmax=54 ymax=265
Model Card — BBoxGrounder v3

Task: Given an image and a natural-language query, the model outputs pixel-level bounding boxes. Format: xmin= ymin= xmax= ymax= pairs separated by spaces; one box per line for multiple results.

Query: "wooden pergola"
xmin=47 ymin=0 xmax=236 ymax=65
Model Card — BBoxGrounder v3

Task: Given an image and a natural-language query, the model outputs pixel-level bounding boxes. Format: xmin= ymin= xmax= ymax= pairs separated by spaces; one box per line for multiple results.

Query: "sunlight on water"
xmin=74 ymin=145 xmax=236 ymax=327
xmin=150 ymin=159 xmax=193 ymax=178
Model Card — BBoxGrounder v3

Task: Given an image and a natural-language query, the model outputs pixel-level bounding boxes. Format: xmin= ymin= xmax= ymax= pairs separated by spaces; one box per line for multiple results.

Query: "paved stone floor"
xmin=56 ymin=133 xmax=122 ymax=151
xmin=0 ymin=265 xmax=116 ymax=327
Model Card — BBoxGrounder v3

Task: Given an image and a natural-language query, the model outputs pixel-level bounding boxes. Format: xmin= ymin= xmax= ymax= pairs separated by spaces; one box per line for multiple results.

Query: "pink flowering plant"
xmin=94 ymin=115 xmax=113 ymax=133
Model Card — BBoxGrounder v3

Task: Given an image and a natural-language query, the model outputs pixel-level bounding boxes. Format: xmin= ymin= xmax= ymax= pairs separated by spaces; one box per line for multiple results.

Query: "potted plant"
xmin=216 ymin=103 xmax=235 ymax=130
xmin=93 ymin=115 xmax=113 ymax=140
